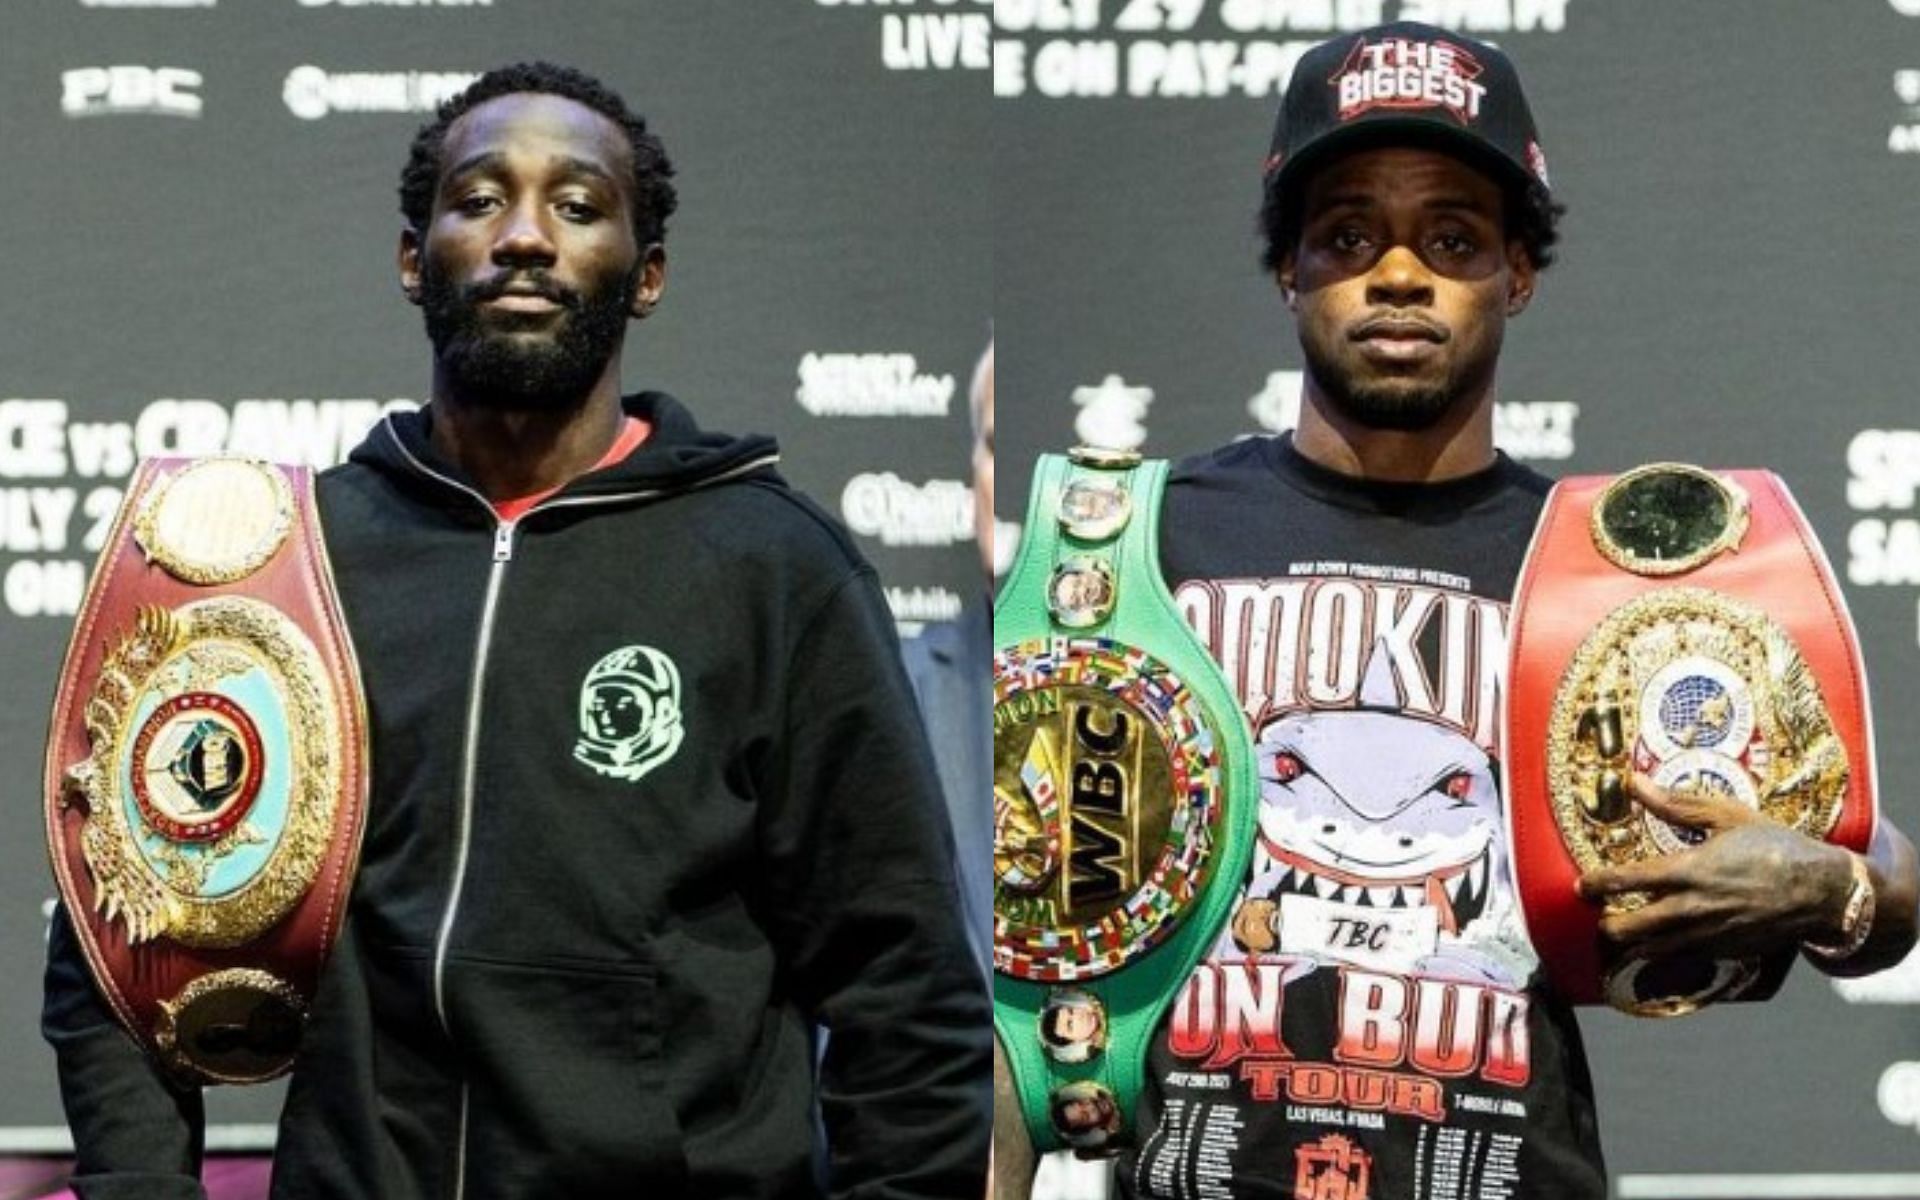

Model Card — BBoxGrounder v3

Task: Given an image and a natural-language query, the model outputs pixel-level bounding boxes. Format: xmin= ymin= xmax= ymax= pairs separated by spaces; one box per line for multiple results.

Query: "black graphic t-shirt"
xmin=1116 ymin=435 xmax=1607 ymax=1200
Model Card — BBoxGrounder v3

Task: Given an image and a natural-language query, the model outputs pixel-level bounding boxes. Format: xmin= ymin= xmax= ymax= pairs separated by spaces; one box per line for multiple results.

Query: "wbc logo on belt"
xmin=993 ymin=638 xmax=1224 ymax=983
xmin=995 ymin=679 xmax=1165 ymax=915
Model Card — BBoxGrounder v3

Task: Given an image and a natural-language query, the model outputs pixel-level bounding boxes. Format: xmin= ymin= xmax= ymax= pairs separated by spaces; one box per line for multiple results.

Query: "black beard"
xmin=1299 ymin=333 xmax=1489 ymax=433
xmin=419 ymin=261 xmax=637 ymax=414
xmin=1314 ymin=374 xmax=1458 ymax=432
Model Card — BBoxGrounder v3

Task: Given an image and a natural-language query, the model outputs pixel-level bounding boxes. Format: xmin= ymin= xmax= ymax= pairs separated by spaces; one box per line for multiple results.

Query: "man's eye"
xmin=1432 ymin=232 xmax=1476 ymax=256
xmin=1330 ymin=228 xmax=1370 ymax=253
xmin=557 ymin=200 xmax=602 ymax=222
xmin=455 ymin=194 xmax=501 ymax=215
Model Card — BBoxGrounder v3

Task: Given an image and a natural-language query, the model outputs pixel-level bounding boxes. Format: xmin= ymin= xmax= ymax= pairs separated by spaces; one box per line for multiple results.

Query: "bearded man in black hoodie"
xmin=44 ymin=62 xmax=990 ymax=1200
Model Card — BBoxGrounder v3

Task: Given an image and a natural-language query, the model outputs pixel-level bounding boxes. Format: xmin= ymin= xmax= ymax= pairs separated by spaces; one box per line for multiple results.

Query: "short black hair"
xmin=399 ymin=61 xmax=678 ymax=247
xmin=1258 ymin=170 xmax=1564 ymax=274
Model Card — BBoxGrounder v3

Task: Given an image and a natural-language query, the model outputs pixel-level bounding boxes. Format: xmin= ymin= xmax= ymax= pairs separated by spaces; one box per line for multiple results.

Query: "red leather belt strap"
xmin=1506 ymin=468 xmax=1875 ymax=1006
xmin=44 ymin=456 xmax=368 ymax=1084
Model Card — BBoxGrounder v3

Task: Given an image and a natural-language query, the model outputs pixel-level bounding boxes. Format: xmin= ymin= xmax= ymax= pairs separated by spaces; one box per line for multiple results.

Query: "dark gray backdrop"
xmin=0 ymin=0 xmax=989 ymax=1146
xmin=996 ymin=0 xmax=1920 ymax=1195
xmin=7 ymin=0 xmax=1920 ymax=1191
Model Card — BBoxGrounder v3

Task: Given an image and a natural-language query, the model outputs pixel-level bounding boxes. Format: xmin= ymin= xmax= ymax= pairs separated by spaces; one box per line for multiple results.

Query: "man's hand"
xmin=1577 ymin=773 xmax=1860 ymax=964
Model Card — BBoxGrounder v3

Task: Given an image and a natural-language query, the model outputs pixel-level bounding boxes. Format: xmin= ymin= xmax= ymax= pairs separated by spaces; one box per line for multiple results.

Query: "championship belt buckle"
xmin=1507 ymin=463 xmax=1875 ymax=1016
xmin=45 ymin=457 xmax=369 ymax=1084
xmin=993 ymin=449 xmax=1258 ymax=1154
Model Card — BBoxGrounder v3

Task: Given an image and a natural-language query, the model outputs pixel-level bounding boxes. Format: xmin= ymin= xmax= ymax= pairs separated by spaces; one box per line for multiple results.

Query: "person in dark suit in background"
xmin=902 ymin=341 xmax=993 ymax=977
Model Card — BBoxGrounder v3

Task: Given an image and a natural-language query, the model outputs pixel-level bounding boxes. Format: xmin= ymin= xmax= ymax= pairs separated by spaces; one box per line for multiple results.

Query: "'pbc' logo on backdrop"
xmin=1332 ymin=38 xmax=1486 ymax=125
xmin=61 ymin=67 xmax=202 ymax=117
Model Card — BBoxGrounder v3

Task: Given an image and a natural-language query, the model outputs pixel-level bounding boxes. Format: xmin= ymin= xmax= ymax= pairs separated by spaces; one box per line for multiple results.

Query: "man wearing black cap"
xmin=995 ymin=22 xmax=1918 ymax=1198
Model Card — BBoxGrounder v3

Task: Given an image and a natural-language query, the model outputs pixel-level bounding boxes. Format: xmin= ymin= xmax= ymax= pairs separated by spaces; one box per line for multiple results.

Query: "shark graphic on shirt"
xmin=1217 ymin=639 xmax=1533 ymax=987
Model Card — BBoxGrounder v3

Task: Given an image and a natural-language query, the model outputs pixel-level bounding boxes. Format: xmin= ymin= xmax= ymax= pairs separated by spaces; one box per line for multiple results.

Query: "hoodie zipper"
xmin=380 ymin=430 xmax=508 ymax=1200
xmin=379 ymin=420 xmax=777 ymax=1200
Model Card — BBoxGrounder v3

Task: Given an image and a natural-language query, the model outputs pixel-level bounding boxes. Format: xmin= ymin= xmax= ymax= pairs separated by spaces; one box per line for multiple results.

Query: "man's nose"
xmin=492 ymin=200 xmax=558 ymax=267
xmin=1364 ymin=244 xmax=1434 ymax=308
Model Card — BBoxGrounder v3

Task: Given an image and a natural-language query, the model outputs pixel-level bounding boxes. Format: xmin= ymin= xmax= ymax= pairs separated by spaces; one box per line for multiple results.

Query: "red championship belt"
xmin=45 ymin=457 xmax=368 ymax=1084
xmin=1506 ymin=464 xmax=1875 ymax=1016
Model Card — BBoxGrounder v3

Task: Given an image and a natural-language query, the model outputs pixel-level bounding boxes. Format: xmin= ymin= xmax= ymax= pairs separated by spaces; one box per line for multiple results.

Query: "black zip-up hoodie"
xmin=44 ymin=393 xmax=990 ymax=1199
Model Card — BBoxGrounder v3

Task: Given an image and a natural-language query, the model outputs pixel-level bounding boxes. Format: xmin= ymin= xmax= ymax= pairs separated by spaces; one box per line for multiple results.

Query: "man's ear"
xmin=1505 ymin=240 xmax=1536 ymax=317
xmin=630 ymin=243 xmax=668 ymax=319
xmin=1276 ymin=254 xmax=1299 ymax=312
xmin=398 ymin=228 xmax=423 ymax=306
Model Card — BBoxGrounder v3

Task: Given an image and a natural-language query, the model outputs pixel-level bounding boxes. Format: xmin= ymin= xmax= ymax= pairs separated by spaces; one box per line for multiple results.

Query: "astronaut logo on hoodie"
xmin=573 ymin=645 xmax=685 ymax=783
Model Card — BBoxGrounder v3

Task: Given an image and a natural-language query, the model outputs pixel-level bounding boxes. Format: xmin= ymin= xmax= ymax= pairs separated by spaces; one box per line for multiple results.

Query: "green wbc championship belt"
xmin=993 ymin=449 xmax=1257 ymax=1155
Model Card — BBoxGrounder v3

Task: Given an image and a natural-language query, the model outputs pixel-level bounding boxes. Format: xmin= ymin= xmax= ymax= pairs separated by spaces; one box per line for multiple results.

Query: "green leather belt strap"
xmin=992 ymin=450 xmax=1257 ymax=1155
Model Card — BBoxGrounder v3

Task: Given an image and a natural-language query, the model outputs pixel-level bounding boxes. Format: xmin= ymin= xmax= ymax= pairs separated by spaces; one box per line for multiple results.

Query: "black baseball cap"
xmin=1263 ymin=23 xmax=1551 ymax=206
